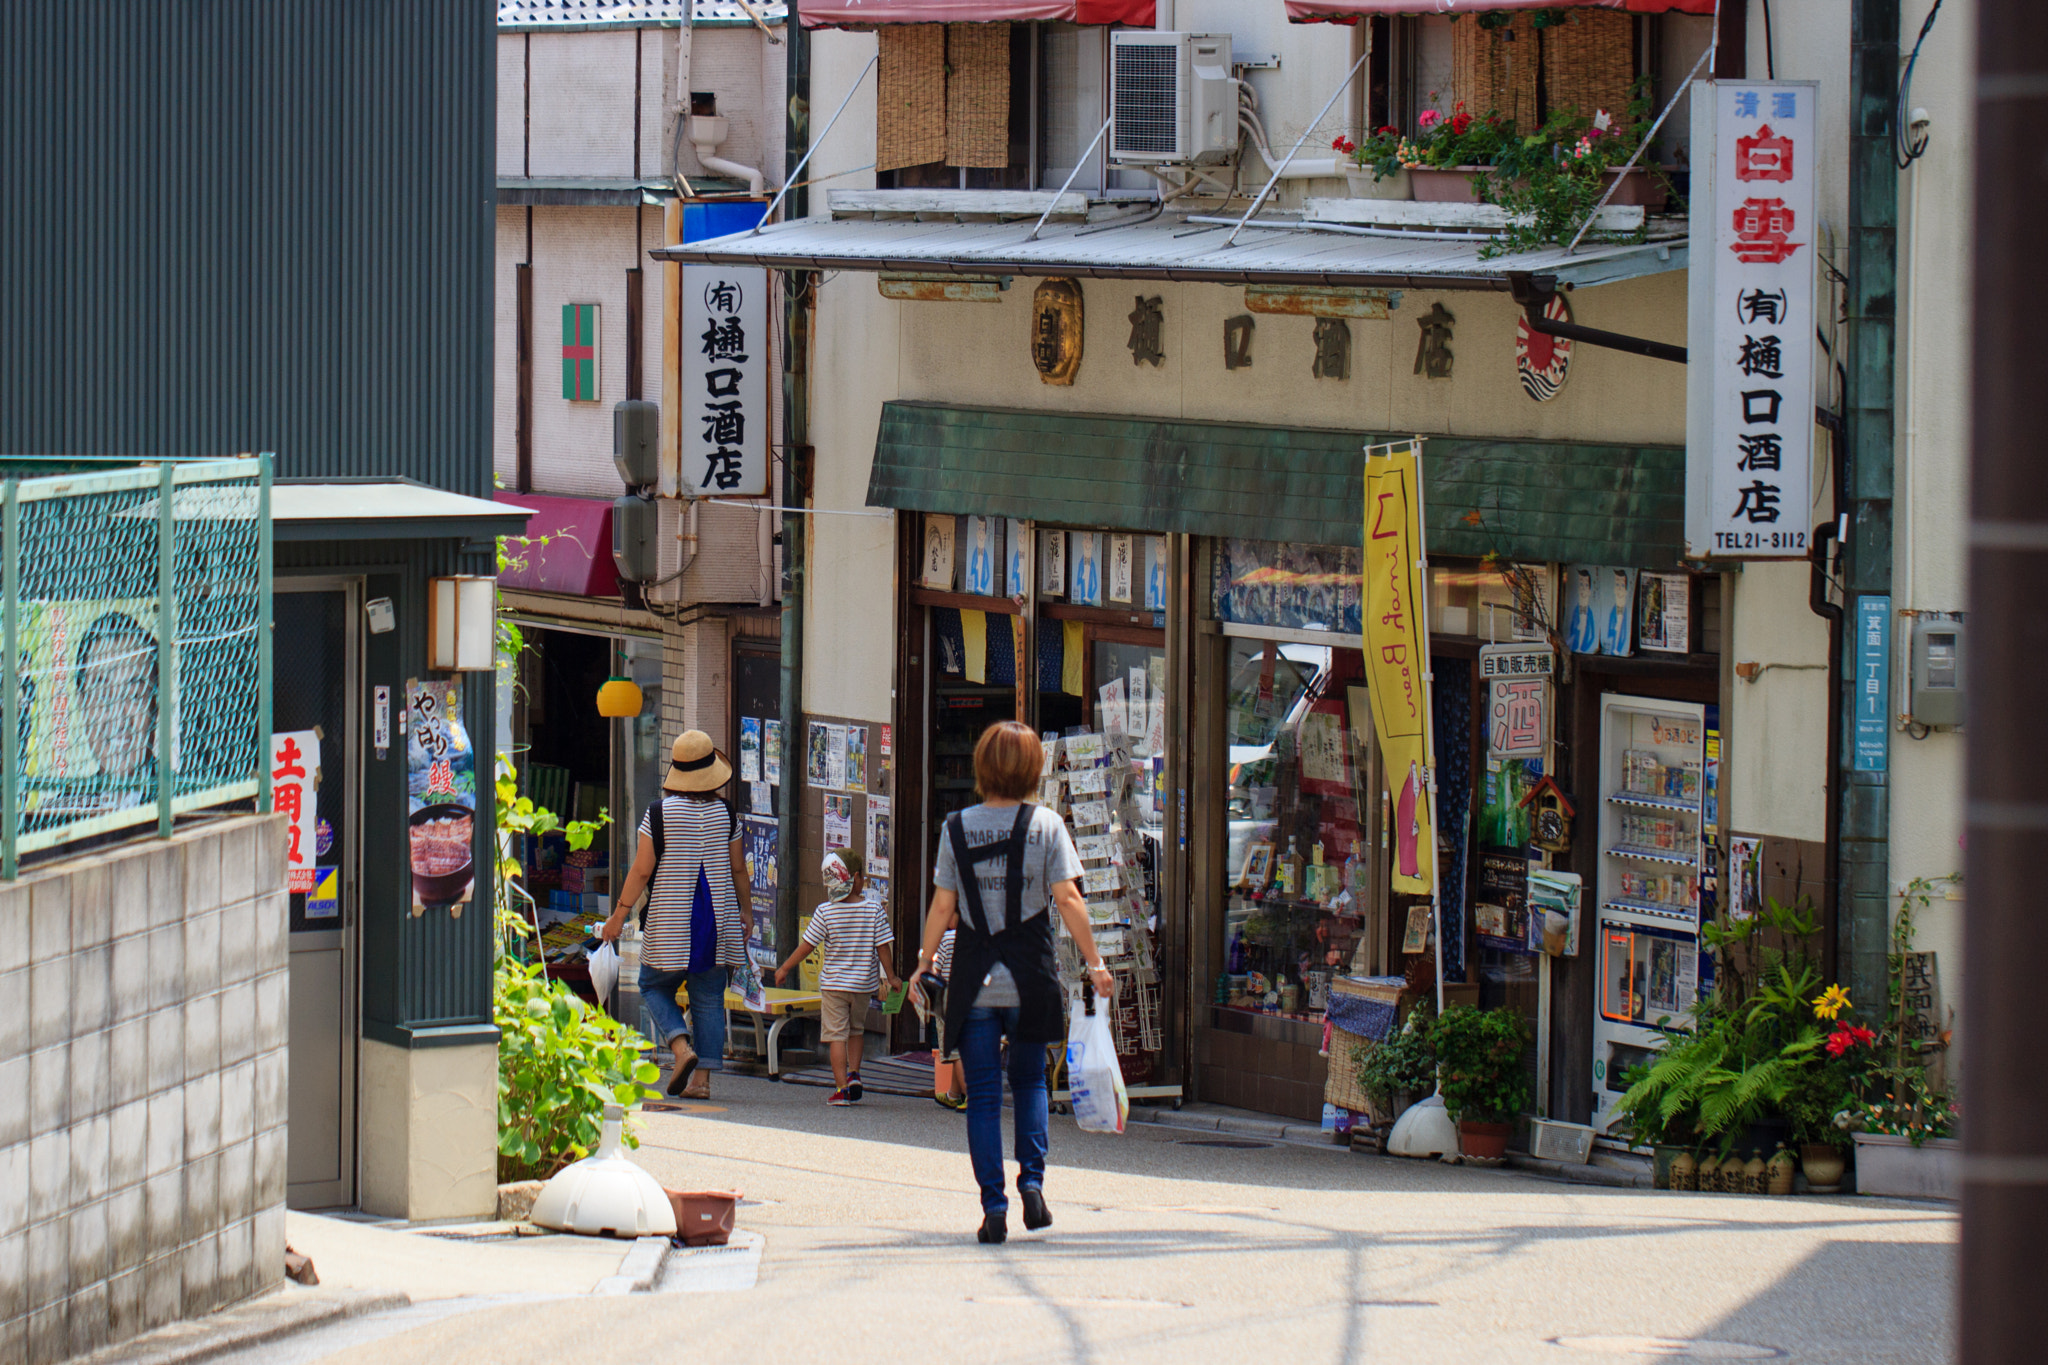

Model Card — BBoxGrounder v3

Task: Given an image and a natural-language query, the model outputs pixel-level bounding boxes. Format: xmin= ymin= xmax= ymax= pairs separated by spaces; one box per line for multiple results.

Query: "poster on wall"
xmin=1479 ymin=756 xmax=1539 ymax=849
xmin=741 ymin=814 xmax=779 ymax=960
xmin=739 ymin=717 xmax=762 ymax=783
xmin=1006 ymin=519 xmax=1030 ymax=597
xmin=1474 ymin=847 xmax=1532 ymax=953
xmin=679 ymin=266 xmax=770 ymax=497
xmin=1069 ymin=533 xmax=1102 ymax=606
xmin=1107 ymin=534 xmax=1134 ymax=604
xmin=1145 ymin=537 xmax=1168 ymax=611
xmin=805 ymin=721 xmax=833 ymax=789
xmin=1728 ymin=834 xmax=1763 ymax=920
xmin=270 ymin=730 xmax=320 ymax=894
xmin=823 ymin=793 xmax=853 ymax=850
xmin=763 ymin=720 xmax=782 ymax=786
xmin=1528 ymin=868 xmax=1583 ymax=957
xmin=963 ymin=516 xmax=998 ymax=596
xmin=1686 ymin=81 xmax=1819 ymax=559
xmin=1638 ymin=573 xmax=1692 ymax=653
xmin=405 ymin=679 xmax=476 ymax=914
xmin=866 ymin=794 xmax=891 ymax=876
xmin=1563 ymin=565 xmax=1638 ymax=656
xmin=1039 ymin=529 xmax=1066 ymax=596
xmin=844 ymin=726 xmax=867 ymax=794
xmin=920 ymin=515 xmax=956 ymax=590
xmin=1298 ymin=710 xmax=1347 ymax=785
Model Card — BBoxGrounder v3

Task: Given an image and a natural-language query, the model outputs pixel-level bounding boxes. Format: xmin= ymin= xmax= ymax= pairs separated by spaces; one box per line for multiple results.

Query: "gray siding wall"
xmin=0 ymin=1 xmax=495 ymax=499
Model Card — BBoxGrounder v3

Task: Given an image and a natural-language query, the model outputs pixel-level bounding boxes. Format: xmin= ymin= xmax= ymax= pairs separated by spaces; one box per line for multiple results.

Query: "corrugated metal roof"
xmin=497 ymin=0 xmax=787 ymax=29
xmin=651 ymin=210 xmax=1687 ymax=291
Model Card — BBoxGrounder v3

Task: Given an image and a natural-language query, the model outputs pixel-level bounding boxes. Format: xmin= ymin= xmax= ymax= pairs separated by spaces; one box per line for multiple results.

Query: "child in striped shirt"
xmin=775 ymin=850 xmax=898 ymax=1106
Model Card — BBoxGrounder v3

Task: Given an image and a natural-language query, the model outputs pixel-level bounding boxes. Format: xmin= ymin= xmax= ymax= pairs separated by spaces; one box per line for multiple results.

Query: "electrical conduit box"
xmin=1108 ymin=31 xmax=1238 ymax=166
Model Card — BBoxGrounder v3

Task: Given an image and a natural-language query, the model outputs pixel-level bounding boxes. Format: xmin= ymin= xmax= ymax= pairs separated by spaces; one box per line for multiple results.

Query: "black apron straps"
xmin=946 ymin=804 xmax=1034 ymax=936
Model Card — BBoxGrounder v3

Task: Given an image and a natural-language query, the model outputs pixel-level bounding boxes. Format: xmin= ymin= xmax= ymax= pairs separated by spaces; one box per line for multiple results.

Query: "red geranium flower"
xmin=1451 ymin=111 xmax=1473 ymax=136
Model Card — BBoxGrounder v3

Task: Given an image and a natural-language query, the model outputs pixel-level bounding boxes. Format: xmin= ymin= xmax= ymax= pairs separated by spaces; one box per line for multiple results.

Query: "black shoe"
xmin=976 ymin=1212 xmax=1007 ymax=1244
xmin=1020 ymin=1188 xmax=1052 ymax=1231
xmin=847 ymin=1070 xmax=863 ymax=1103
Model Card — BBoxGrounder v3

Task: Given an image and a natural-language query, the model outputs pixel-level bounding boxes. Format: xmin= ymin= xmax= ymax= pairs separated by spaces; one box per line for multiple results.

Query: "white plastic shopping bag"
xmin=1065 ymin=991 xmax=1128 ymax=1135
xmin=587 ymin=939 xmax=621 ymax=1013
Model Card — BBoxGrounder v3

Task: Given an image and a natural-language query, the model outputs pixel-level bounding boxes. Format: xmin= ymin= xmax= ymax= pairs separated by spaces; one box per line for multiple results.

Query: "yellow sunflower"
xmin=1812 ymin=984 xmax=1852 ymax=1021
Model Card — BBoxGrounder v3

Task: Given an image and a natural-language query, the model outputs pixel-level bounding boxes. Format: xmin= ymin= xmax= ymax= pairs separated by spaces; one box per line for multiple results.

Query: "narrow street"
xmin=250 ymin=1075 xmax=1954 ymax=1365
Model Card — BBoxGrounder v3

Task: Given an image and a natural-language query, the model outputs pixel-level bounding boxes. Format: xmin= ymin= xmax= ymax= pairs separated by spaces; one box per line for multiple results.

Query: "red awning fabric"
xmin=802 ymin=0 xmax=1154 ymax=28
xmin=494 ymin=492 xmax=620 ymax=598
xmin=1288 ymin=0 xmax=1714 ymax=19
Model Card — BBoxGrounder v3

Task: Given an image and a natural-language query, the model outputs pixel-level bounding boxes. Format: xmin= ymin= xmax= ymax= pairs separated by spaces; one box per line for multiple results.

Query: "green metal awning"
xmin=867 ymin=402 xmax=1688 ymax=569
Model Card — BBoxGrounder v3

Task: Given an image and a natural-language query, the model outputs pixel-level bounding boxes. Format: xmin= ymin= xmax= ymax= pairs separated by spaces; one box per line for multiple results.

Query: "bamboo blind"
xmin=1452 ymin=15 xmax=1539 ymax=132
xmin=944 ymin=22 xmax=1011 ymax=169
xmin=1541 ymin=13 xmax=1636 ymax=124
xmin=877 ymin=24 xmax=945 ymax=173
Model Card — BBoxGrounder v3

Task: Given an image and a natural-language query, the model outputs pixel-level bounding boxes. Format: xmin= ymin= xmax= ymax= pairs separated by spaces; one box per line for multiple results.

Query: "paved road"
xmin=261 ymin=1073 xmax=1956 ymax=1365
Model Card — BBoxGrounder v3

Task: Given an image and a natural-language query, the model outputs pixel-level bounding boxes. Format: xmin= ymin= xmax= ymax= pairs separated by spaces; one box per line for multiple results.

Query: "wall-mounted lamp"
xmin=596 ymin=676 xmax=644 ymax=718
xmin=428 ymin=575 xmax=497 ymax=672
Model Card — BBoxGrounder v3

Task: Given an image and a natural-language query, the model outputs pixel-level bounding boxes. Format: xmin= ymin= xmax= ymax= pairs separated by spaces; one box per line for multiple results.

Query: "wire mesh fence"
xmin=0 ymin=457 xmax=271 ymax=874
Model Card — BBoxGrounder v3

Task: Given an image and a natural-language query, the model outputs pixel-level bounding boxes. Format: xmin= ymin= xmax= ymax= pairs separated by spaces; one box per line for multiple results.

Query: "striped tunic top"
xmin=637 ymin=795 xmax=744 ymax=973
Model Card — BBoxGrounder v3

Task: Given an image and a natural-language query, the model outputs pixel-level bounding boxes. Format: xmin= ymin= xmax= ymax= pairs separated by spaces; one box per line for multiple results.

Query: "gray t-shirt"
xmin=933 ymin=802 xmax=1083 ymax=1008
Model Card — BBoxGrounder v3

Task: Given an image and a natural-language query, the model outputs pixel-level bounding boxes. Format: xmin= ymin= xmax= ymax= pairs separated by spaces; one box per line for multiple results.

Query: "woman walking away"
xmin=601 ymin=731 xmax=751 ymax=1100
xmin=907 ymin=721 xmax=1114 ymax=1244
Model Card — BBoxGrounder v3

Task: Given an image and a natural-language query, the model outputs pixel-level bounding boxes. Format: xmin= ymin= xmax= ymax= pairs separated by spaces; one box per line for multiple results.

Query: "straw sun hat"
xmin=662 ymin=730 xmax=733 ymax=793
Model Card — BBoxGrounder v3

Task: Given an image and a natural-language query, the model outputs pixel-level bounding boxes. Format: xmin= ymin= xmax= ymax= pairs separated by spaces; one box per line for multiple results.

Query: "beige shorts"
xmin=819 ymin=988 xmax=869 ymax=1042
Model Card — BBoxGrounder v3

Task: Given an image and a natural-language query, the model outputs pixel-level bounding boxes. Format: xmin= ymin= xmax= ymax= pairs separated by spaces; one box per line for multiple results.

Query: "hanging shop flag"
xmin=1361 ymin=439 xmax=1436 ymax=896
xmin=1686 ymin=81 xmax=1819 ymax=559
xmin=561 ymin=304 xmax=600 ymax=402
xmin=270 ymin=729 xmax=320 ymax=894
xmin=681 ymin=266 xmax=770 ymax=496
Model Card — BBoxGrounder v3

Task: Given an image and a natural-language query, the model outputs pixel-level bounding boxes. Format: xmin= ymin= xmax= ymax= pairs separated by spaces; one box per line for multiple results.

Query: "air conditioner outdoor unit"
xmin=1109 ymin=30 xmax=1237 ymax=166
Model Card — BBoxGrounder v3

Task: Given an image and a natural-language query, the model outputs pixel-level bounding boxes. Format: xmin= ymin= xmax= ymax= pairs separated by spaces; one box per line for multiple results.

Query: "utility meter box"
xmin=1909 ymin=617 xmax=1964 ymax=728
xmin=612 ymin=494 xmax=659 ymax=584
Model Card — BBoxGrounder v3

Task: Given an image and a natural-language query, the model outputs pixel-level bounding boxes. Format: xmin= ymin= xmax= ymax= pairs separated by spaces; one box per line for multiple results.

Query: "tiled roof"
xmin=497 ymin=1 xmax=788 ymax=29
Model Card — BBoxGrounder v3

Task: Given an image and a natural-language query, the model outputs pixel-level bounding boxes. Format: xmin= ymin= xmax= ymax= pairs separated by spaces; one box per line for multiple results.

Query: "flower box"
xmin=1851 ymin=1133 xmax=1958 ymax=1200
xmin=1344 ymin=167 xmax=1412 ymax=201
xmin=1409 ymin=164 xmax=1661 ymax=208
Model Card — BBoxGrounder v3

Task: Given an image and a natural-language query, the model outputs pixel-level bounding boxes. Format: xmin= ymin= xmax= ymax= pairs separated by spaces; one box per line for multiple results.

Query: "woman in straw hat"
xmin=602 ymin=731 xmax=751 ymax=1100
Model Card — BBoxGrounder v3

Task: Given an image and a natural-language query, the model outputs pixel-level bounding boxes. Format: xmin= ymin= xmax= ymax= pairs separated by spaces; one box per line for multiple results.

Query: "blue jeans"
xmin=960 ymin=1004 xmax=1049 ymax=1217
xmin=639 ymin=962 xmax=728 ymax=1071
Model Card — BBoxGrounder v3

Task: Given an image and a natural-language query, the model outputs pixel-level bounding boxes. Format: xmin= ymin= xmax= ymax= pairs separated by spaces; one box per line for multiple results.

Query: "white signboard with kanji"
xmin=270 ymin=729 xmax=320 ymax=894
xmin=1480 ymin=644 xmax=1552 ymax=758
xmin=1686 ymin=81 xmax=1819 ymax=559
xmin=680 ymin=265 xmax=770 ymax=498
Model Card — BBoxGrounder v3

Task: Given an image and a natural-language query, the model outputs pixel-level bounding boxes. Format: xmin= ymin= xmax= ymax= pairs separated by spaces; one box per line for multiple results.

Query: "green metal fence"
xmin=0 ymin=456 xmax=271 ymax=876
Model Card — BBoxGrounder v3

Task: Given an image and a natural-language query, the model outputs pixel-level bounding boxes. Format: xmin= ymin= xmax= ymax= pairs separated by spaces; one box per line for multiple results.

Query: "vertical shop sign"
xmin=405 ymin=679 xmax=477 ymax=914
xmin=1854 ymin=595 xmax=1890 ymax=771
xmin=681 ymin=266 xmax=769 ymax=496
xmin=1362 ymin=439 xmax=1435 ymax=895
xmin=270 ymin=729 xmax=320 ymax=894
xmin=1686 ymin=82 xmax=1819 ymax=558
xmin=1478 ymin=643 xmax=1553 ymax=759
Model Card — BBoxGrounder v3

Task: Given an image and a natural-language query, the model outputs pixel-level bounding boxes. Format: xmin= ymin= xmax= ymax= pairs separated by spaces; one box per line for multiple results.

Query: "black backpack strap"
xmin=946 ymin=813 xmax=988 ymax=935
xmin=948 ymin=806 xmax=1035 ymax=937
xmin=639 ymin=798 xmax=665 ymax=932
xmin=726 ymin=797 xmax=738 ymax=841
xmin=1002 ymin=804 xmax=1031 ymax=928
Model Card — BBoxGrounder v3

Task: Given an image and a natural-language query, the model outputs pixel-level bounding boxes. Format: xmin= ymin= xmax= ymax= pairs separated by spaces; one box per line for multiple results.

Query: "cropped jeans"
xmin=639 ymin=962 xmax=728 ymax=1070
xmin=959 ymin=1003 xmax=1050 ymax=1217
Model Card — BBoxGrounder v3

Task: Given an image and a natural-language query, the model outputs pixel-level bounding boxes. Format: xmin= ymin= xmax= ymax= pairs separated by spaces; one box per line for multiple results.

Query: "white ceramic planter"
xmin=1852 ymin=1132 xmax=1958 ymax=1199
xmin=1344 ymin=167 xmax=1412 ymax=200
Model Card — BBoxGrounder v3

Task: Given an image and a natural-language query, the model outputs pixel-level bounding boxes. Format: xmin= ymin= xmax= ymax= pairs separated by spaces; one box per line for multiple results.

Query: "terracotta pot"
xmin=1800 ymin=1143 xmax=1847 ymax=1193
xmin=1458 ymin=1120 xmax=1512 ymax=1161
xmin=1598 ymin=166 xmax=1665 ymax=208
xmin=1410 ymin=166 xmax=1489 ymax=203
xmin=664 ymin=1188 xmax=741 ymax=1246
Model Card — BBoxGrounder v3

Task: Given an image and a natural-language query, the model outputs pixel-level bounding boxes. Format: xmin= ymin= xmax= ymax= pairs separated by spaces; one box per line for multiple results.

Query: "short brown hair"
xmin=973 ymin=721 xmax=1043 ymax=802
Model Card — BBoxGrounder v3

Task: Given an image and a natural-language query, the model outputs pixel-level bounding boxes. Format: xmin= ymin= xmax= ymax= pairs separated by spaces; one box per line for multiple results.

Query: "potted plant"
xmin=1398 ymin=102 xmax=1516 ymax=202
xmin=1474 ymin=91 xmax=1665 ymax=258
xmin=1355 ymin=998 xmax=1437 ymax=1124
xmin=1331 ymin=128 xmax=1411 ymax=201
xmin=1432 ymin=1004 xmax=1528 ymax=1160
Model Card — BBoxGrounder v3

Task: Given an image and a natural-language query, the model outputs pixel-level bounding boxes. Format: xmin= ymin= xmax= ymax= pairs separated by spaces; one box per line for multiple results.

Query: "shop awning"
xmin=272 ymin=480 xmax=535 ymax=543
xmin=1287 ymin=0 xmax=1714 ymax=19
xmin=494 ymin=492 xmax=621 ymax=597
xmin=867 ymin=403 xmax=1689 ymax=569
xmin=650 ymin=204 xmax=1686 ymax=292
xmin=802 ymin=1 xmax=1152 ymax=27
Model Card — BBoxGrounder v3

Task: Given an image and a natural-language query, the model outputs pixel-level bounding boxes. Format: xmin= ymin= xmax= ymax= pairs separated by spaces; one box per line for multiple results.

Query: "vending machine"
xmin=1590 ymin=693 xmax=1714 ymax=1135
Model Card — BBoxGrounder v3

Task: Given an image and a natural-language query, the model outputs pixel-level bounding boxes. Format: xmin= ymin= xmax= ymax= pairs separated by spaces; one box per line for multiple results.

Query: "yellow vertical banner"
xmin=1362 ymin=439 xmax=1436 ymax=896
xmin=1061 ymin=620 xmax=1085 ymax=697
xmin=961 ymin=609 xmax=988 ymax=685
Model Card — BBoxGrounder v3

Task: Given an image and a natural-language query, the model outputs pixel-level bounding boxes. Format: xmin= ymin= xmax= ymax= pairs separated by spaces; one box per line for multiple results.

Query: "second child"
xmin=776 ymin=850 xmax=898 ymax=1105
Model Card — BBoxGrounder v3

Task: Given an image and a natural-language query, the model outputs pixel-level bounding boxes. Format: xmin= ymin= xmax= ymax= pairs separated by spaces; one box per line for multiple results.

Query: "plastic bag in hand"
xmin=1065 ymin=990 xmax=1128 ymax=1135
xmin=587 ymin=939 xmax=621 ymax=1012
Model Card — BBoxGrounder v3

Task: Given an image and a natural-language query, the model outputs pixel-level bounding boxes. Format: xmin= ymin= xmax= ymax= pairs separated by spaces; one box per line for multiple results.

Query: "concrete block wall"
xmin=0 ymin=814 xmax=289 ymax=1364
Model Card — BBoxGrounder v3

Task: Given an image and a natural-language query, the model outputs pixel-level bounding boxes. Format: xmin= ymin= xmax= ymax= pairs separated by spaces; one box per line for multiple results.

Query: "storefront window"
xmin=1217 ymin=637 xmax=1378 ymax=1022
xmin=1211 ymin=538 xmax=1362 ymax=634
